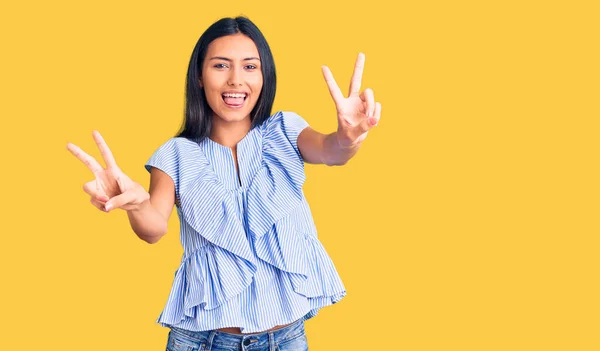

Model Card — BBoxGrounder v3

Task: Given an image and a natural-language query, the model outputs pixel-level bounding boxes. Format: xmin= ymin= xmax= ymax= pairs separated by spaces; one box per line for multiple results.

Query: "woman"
xmin=67 ymin=16 xmax=381 ymax=351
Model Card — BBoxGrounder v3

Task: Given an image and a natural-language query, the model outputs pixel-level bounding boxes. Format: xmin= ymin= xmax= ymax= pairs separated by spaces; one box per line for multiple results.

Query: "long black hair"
xmin=176 ymin=16 xmax=277 ymax=141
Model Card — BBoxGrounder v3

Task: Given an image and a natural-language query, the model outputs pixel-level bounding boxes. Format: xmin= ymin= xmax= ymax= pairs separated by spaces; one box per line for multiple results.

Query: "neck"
xmin=209 ymin=116 xmax=252 ymax=148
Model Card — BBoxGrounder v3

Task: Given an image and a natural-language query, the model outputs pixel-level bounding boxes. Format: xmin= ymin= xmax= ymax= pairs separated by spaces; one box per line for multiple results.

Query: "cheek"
xmin=203 ymin=89 xmax=223 ymax=111
xmin=203 ymin=91 xmax=219 ymax=108
xmin=203 ymin=82 xmax=222 ymax=100
xmin=249 ymin=77 xmax=264 ymax=96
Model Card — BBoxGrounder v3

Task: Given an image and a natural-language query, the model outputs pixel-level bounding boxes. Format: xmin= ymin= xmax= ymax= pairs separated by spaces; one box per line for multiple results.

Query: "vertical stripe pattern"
xmin=144 ymin=111 xmax=346 ymax=333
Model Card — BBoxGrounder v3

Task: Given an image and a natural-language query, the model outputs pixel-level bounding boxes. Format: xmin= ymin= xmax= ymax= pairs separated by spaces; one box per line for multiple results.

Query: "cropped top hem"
xmin=157 ymin=289 xmax=347 ymax=333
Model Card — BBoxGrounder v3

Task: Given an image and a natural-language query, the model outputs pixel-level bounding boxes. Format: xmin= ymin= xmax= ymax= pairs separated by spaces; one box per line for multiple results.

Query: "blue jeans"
xmin=165 ymin=318 xmax=309 ymax=351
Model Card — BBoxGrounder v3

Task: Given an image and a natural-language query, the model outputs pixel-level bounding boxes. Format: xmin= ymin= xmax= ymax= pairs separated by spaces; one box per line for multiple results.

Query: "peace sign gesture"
xmin=322 ymin=53 xmax=381 ymax=148
xmin=67 ymin=131 xmax=149 ymax=212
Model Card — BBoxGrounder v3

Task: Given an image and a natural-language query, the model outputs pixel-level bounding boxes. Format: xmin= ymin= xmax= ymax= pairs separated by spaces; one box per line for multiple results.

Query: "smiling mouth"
xmin=222 ymin=93 xmax=247 ymax=107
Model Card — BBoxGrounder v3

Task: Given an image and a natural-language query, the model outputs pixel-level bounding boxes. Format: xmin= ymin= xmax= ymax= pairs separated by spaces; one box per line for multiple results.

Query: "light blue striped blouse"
xmin=144 ymin=110 xmax=346 ymax=333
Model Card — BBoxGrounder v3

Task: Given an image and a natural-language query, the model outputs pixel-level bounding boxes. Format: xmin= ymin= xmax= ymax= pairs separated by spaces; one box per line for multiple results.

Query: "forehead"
xmin=206 ymin=33 xmax=260 ymax=59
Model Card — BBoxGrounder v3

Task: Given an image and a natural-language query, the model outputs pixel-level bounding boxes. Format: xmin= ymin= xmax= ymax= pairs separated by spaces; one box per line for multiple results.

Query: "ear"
xmin=199 ymin=77 xmax=203 ymax=88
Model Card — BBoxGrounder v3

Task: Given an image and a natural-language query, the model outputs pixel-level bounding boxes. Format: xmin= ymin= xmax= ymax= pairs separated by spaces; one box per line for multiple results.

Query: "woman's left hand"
xmin=322 ymin=53 xmax=382 ymax=149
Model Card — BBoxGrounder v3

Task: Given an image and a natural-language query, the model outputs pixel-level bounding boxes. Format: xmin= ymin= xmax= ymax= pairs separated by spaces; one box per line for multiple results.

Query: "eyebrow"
xmin=209 ymin=56 xmax=260 ymax=61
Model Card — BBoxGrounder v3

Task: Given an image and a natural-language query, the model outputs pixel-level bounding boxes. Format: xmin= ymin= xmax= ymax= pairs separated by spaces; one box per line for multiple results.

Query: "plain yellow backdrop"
xmin=1 ymin=0 xmax=599 ymax=350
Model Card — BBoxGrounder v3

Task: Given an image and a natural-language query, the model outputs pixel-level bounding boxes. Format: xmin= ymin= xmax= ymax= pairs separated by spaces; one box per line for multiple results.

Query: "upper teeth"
xmin=223 ymin=93 xmax=246 ymax=98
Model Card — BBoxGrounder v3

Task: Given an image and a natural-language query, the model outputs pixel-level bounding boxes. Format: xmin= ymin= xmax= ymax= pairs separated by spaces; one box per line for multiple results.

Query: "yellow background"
xmin=1 ymin=0 xmax=599 ymax=350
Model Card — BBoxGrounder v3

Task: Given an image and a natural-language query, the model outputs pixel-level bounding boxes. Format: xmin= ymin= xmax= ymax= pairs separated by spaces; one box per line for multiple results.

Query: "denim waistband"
xmin=170 ymin=318 xmax=305 ymax=350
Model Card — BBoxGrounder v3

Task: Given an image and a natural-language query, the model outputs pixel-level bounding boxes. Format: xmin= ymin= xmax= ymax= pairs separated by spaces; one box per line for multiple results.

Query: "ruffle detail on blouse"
xmin=156 ymin=111 xmax=344 ymax=325
xmin=253 ymin=219 xmax=346 ymax=300
xmin=178 ymin=155 xmax=256 ymax=265
xmin=246 ymin=111 xmax=307 ymax=241
xmin=247 ymin=111 xmax=346 ymax=300
xmin=157 ymin=245 xmax=256 ymax=324
xmin=294 ymin=234 xmax=346 ymax=298
xmin=156 ymin=141 xmax=258 ymax=320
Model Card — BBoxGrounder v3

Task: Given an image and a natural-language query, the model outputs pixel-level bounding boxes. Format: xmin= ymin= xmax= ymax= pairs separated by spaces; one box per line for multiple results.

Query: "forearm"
xmin=321 ymin=131 xmax=362 ymax=166
xmin=126 ymin=200 xmax=168 ymax=244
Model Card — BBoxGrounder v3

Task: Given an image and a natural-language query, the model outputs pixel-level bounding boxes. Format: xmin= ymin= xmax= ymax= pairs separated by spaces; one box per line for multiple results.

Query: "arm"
xmin=123 ymin=168 xmax=175 ymax=244
xmin=66 ymin=130 xmax=176 ymax=245
xmin=297 ymin=127 xmax=361 ymax=166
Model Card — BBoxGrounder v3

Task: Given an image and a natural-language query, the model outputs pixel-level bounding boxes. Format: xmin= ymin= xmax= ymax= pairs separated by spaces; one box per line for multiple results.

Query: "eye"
xmin=245 ymin=64 xmax=258 ymax=70
xmin=213 ymin=63 xmax=228 ymax=69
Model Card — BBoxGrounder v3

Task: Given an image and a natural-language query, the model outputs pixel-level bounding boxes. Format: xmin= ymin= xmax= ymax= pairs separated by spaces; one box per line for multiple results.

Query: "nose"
xmin=227 ymin=68 xmax=243 ymax=87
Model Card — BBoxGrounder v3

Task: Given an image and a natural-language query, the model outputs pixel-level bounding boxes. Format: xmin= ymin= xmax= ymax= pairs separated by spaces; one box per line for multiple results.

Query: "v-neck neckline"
xmin=197 ymin=126 xmax=263 ymax=190
xmin=205 ymin=125 xmax=258 ymax=151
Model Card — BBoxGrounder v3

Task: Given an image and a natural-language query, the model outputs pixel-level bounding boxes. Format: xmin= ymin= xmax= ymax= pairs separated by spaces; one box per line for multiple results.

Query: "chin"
xmin=214 ymin=109 xmax=253 ymax=123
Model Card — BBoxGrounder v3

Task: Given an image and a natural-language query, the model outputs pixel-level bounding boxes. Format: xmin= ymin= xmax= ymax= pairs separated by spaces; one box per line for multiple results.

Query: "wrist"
xmin=335 ymin=130 xmax=362 ymax=150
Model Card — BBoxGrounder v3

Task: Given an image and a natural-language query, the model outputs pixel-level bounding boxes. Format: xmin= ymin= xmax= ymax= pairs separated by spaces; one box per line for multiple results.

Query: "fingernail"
xmin=105 ymin=203 xmax=113 ymax=211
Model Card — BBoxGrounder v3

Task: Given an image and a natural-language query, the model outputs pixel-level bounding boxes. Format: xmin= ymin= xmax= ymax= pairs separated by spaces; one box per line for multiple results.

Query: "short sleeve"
xmin=280 ymin=111 xmax=310 ymax=158
xmin=144 ymin=138 xmax=180 ymax=196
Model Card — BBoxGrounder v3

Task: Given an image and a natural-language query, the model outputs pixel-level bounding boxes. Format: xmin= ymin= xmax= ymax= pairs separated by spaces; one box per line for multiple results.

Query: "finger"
xmin=83 ymin=181 xmax=96 ymax=197
xmin=90 ymin=198 xmax=108 ymax=212
xmin=67 ymin=142 xmax=104 ymax=174
xmin=348 ymin=52 xmax=365 ymax=96
xmin=360 ymin=88 xmax=376 ymax=118
xmin=83 ymin=180 xmax=109 ymax=202
xmin=92 ymin=131 xmax=118 ymax=169
xmin=105 ymin=191 xmax=135 ymax=211
xmin=95 ymin=177 xmax=110 ymax=198
xmin=372 ymin=102 xmax=382 ymax=126
xmin=357 ymin=117 xmax=374 ymax=136
xmin=321 ymin=66 xmax=345 ymax=105
xmin=116 ymin=174 xmax=128 ymax=193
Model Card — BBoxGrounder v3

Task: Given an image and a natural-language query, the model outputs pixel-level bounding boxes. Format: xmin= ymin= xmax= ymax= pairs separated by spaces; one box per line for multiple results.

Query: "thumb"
xmin=116 ymin=174 xmax=129 ymax=193
xmin=355 ymin=116 xmax=376 ymax=137
xmin=105 ymin=191 xmax=135 ymax=211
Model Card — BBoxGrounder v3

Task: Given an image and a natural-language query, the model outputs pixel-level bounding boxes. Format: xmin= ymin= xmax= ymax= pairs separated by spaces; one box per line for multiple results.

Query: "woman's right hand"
xmin=67 ymin=131 xmax=149 ymax=212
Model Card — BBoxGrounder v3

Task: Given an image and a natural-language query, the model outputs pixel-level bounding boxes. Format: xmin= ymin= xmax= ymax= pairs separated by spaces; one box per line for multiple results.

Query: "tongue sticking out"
xmin=223 ymin=96 xmax=245 ymax=106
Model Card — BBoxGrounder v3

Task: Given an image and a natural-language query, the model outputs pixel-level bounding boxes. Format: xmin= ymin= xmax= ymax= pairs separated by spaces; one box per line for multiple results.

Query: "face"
xmin=200 ymin=33 xmax=263 ymax=124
